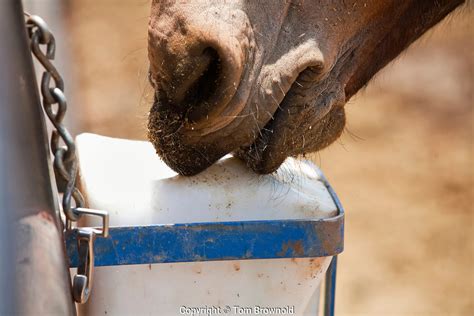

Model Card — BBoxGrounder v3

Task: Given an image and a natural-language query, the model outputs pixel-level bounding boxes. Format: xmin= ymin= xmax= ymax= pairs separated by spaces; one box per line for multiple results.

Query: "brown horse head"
xmin=147 ymin=0 xmax=464 ymax=175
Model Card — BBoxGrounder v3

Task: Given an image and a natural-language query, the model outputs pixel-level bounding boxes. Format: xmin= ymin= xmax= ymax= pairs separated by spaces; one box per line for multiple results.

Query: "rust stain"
xmin=37 ymin=211 xmax=54 ymax=223
xmin=277 ymin=240 xmax=305 ymax=257
xmin=233 ymin=262 xmax=240 ymax=271
xmin=291 ymin=258 xmax=325 ymax=280
xmin=316 ymin=220 xmax=342 ymax=255
xmin=192 ymin=264 xmax=202 ymax=274
xmin=307 ymin=258 xmax=323 ymax=279
xmin=298 ymin=258 xmax=325 ymax=280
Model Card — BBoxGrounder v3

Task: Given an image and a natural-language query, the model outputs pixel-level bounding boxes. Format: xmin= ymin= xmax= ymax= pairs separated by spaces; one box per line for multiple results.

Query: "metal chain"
xmin=25 ymin=14 xmax=109 ymax=304
xmin=26 ymin=14 xmax=84 ymax=223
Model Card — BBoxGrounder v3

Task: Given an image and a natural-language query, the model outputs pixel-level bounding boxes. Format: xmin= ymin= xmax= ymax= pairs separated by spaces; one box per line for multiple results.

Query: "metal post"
xmin=324 ymin=256 xmax=338 ymax=316
xmin=0 ymin=0 xmax=76 ymax=314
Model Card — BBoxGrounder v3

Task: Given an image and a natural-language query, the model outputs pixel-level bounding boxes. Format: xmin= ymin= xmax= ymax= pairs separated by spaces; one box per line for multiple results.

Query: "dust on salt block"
xmin=75 ymin=133 xmax=337 ymax=316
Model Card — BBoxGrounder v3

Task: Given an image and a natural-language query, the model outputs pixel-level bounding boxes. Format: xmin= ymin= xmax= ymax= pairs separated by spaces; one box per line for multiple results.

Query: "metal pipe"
xmin=0 ymin=0 xmax=76 ymax=314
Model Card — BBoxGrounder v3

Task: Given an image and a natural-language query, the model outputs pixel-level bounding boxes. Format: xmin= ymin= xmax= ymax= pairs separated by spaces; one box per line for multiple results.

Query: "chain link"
xmin=25 ymin=14 xmax=109 ymax=304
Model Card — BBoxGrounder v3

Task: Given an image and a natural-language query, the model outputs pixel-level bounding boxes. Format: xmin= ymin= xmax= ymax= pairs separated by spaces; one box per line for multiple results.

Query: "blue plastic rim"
xmin=66 ymin=216 xmax=344 ymax=267
xmin=66 ymin=169 xmax=344 ymax=267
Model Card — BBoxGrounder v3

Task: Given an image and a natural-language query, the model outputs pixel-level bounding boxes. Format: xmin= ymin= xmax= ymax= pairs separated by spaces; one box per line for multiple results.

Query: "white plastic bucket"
xmin=74 ymin=134 xmax=337 ymax=316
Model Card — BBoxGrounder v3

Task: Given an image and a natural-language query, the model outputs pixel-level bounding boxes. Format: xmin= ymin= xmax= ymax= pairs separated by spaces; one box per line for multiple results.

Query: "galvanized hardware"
xmin=71 ymin=208 xmax=109 ymax=303
xmin=25 ymin=14 xmax=109 ymax=304
xmin=72 ymin=229 xmax=95 ymax=303
xmin=72 ymin=208 xmax=110 ymax=237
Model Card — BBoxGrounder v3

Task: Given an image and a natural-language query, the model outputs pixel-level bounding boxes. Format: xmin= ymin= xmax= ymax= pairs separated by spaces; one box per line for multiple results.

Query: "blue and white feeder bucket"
xmin=67 ymin=134 xmax=344 ymax=316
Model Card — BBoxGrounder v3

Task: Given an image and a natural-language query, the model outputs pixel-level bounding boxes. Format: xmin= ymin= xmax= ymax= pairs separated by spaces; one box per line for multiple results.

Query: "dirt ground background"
xmin=50 ymin=1 xmax=473 ymax=315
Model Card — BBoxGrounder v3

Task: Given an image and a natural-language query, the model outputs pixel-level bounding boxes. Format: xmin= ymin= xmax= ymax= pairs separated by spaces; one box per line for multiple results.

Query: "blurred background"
xmin=25 ymin=1 xmax=473 ymax=315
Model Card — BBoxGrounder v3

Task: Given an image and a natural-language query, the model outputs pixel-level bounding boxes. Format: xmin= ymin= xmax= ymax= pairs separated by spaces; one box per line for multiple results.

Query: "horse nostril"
xmin=150 ymin=43 xmax=224 ymax=123
xmin=149 ymin=16 xmax=247 ymax=132
xmin=183 ymin=47 xmax=222 ymax=123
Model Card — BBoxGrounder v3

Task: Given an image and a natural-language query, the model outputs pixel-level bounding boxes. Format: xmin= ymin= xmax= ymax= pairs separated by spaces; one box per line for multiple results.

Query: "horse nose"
xmin=148 ymin=31 xmax=221 ymax=107
xmin=148 ymin=11 xmax=249 ymax=123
